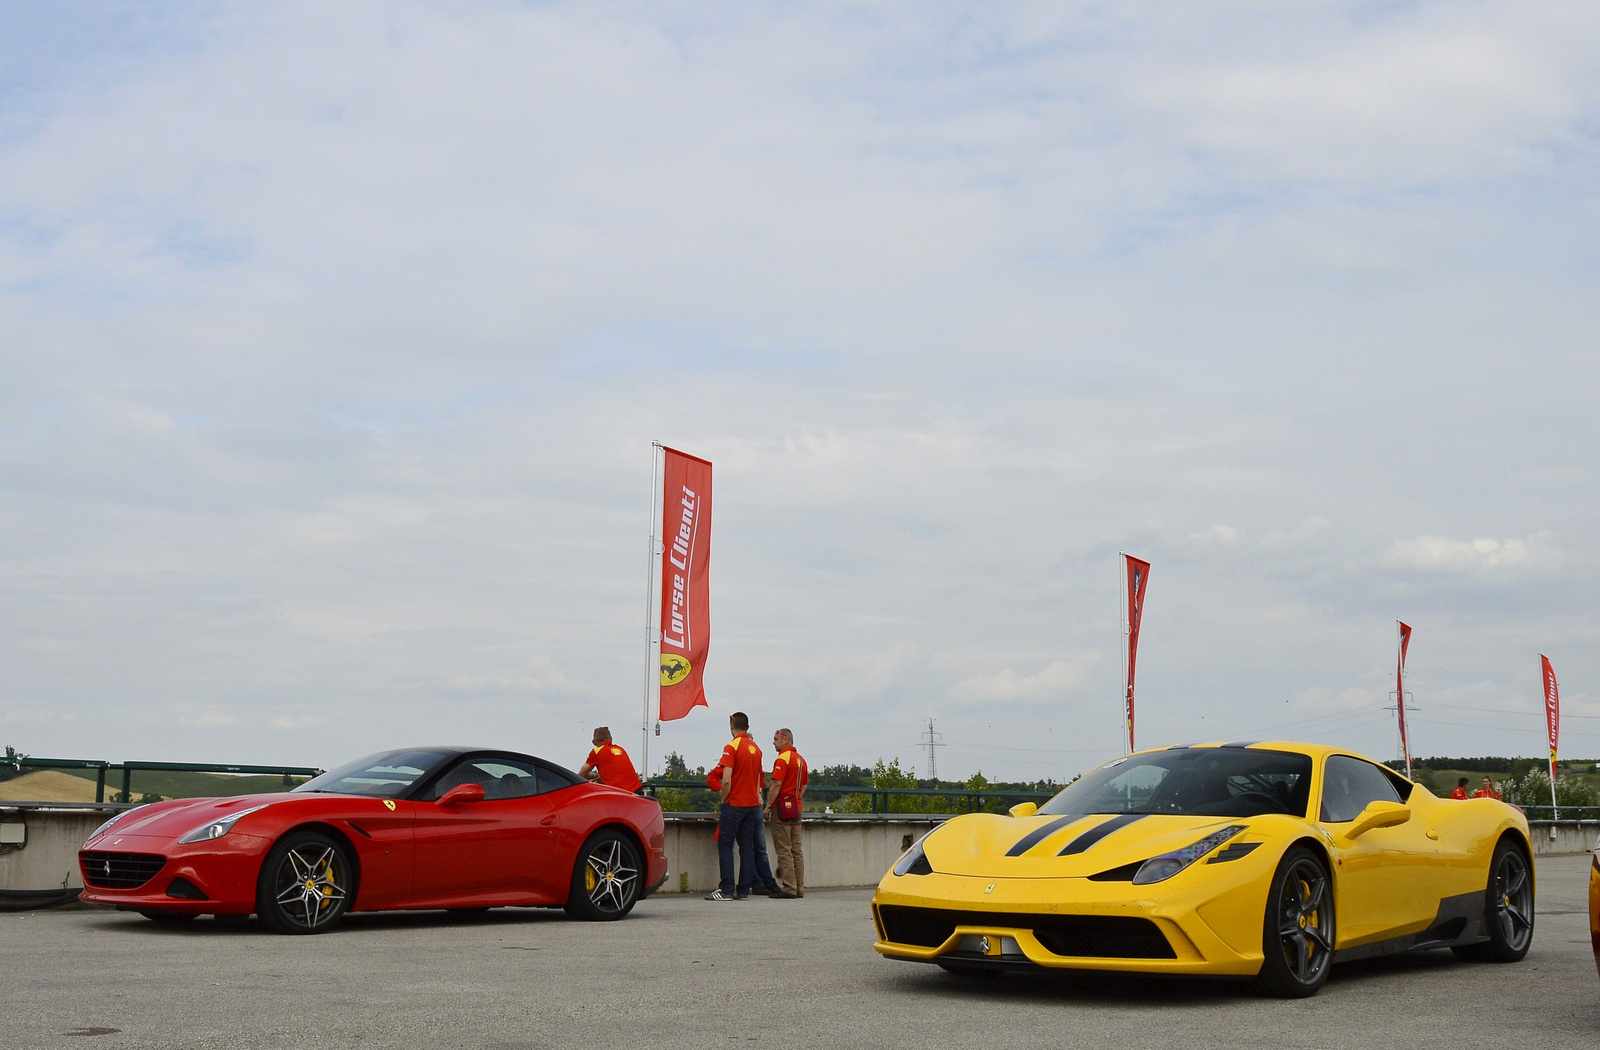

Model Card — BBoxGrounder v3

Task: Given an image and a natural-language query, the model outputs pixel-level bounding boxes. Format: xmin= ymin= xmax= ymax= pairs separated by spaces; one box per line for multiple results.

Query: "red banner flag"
xmin=657 ymin=447 xmax=712 ymax=721
xmin=1541 ymin=654 xmax=1560 ymax=785
xmin=1395 ymin=621 xmax=1412 ymax=775
xmin=1123 ymin=555 xmax=1151 ymax=753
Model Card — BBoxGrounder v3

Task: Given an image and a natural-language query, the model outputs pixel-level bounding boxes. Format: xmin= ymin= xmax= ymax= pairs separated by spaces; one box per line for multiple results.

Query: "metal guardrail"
xmin=1518 ymin=805 xmax=1600 ymax=822
xmin=642 ymin=779 xmax=1056 ymax=814
xmin=14 ymin=758 xmax=323 ymax=804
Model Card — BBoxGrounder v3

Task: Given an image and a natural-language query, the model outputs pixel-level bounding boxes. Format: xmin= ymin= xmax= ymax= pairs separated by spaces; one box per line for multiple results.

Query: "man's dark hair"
xmin=1458 ymin=777 xmax=1469 ymax=787
xmin=730 ymin=711 xmax=749 ymax=731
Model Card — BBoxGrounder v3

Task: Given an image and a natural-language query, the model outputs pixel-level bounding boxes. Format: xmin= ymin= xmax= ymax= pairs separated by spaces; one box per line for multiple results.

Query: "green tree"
xmin=1 ymin=745 xmax=25 ymax=782
xmin=654 ymin=751 xmax=717 ymax=812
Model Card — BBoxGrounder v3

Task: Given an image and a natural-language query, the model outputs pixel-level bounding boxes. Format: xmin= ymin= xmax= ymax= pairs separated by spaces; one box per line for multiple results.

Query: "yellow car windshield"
xmin=1038 ymin=748 xmax=1313 ymax=819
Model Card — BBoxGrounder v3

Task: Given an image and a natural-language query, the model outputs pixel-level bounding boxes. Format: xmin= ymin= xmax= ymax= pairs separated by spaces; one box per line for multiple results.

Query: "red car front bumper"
xmin=77 ymin=834 xmax=270 ymax=915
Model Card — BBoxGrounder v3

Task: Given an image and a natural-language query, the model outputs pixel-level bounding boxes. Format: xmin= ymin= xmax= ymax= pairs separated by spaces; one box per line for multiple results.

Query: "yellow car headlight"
xmin=1132 ymin=825 xmax=1247 ymax=885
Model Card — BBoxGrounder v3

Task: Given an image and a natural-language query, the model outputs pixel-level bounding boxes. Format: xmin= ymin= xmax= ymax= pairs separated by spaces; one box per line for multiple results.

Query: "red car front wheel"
xmin=256 ymin=830 xmax=356 ymax=935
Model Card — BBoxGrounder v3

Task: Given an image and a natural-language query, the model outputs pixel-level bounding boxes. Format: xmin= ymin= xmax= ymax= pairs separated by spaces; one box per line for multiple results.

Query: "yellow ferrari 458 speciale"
xmin=872 ymin=741 xmax=1534 ymax=997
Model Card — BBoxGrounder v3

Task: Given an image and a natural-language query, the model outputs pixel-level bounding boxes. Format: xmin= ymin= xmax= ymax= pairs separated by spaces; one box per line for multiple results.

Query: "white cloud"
xmin=1190 ymin=524 xmax=1241 ymax=544
xmin=270 ymin=713 xmax=332 ymax=731
xmin=1261 ymin=518 xmax=1333 ymax=549
xmin=1293 ymin=687 xmax=1376 ymax=711
xmin=951 ymin=654 xmax=1100 ymax=705
xmin=177 ymin=709 xmax=238 ymax=727
xmin=1385 ymin=532 xmax=1558 ymax=577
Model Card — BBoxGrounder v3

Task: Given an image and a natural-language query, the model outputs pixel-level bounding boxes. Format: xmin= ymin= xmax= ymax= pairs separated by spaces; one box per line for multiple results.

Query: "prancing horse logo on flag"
xmin=660 ymin=653 xmax=691 ymax=686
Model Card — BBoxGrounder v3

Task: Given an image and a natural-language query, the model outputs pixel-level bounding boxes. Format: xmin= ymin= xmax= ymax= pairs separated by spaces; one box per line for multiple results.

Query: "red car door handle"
xmin=540 ymin=815 xmax=557 ymax=826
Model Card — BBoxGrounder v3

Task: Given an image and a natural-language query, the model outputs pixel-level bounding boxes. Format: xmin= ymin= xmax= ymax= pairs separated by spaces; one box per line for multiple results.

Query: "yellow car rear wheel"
xmin=1454 ymin=838 xmax=1533 ymax=963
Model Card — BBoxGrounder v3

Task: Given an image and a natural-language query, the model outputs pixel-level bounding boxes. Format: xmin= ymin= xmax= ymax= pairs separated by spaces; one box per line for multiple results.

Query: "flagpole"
xmin=1120 ymin=552 xmax=1131 ymax=755
xmin=641 ymin=442 xmax=663 ymax=779
xmin=1543 ymin=654 xmax=1559 ymax=828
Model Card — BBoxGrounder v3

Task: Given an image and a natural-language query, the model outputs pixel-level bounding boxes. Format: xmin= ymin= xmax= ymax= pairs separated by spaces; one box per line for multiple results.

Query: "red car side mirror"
xmin=436 ymin=783 xmax=486 ymax=807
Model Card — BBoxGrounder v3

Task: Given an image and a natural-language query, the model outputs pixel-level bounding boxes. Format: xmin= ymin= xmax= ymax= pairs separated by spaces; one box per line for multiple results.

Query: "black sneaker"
xmin=704 ymin=889 xmax=734 ymax=901
xmin=750 ymin=885 xmax=770 ymax=896
xmin=768 ymin=889 xmax=797 ymax=899
xmin=735 ymin=890 xmax=751 ymax=900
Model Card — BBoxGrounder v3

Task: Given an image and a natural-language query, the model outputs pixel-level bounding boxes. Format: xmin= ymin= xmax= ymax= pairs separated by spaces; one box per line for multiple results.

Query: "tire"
xmin=937 ymin=963 xmax=1002 ymax=979
xmin=138 ymin=910 xmax=196 ymax=924
xmin=564 ymin=829 xmax=643 ymax=921
xmin=1453 ymin=838 xmax=1533 ymax=963
xmin=1252 ymin=845 xmax=1335 ymax=998
xmin=256 ymin=830 xmax=356 ymax=935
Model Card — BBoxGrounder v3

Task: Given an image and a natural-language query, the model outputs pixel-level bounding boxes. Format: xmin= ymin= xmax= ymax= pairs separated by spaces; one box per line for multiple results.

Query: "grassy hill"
xmin=52 ymin=767 xmax=310 ymax=802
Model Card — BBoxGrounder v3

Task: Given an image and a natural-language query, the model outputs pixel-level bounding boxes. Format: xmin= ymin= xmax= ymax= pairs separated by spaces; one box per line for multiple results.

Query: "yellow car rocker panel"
xmin=871 ymin=741 xmax=1534 ymax=997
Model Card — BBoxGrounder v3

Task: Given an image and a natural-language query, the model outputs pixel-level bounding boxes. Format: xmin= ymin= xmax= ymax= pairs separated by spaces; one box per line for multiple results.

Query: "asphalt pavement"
xmin=2 ymin=854 xmax=1595 ymax=1050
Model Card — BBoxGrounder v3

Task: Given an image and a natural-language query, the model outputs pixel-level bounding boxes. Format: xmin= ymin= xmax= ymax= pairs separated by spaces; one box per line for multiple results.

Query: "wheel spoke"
xmin=1305 ymin=924 xmax=1333 ymax=953
xmin=1286 ymin=931 xmax=1309 ymax=978
xmin=1504 ymin=867 xmax=1527 ymax=899
xmin=1304 ymin=876 xmax=1327 ymax=914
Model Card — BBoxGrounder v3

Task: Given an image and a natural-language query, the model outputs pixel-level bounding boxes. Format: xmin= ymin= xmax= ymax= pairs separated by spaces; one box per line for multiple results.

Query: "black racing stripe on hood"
xmin=1004 ymin=815 xmax=1083 ymax=857
xmin=1057 ymin=814 xmax=1145 ymax=856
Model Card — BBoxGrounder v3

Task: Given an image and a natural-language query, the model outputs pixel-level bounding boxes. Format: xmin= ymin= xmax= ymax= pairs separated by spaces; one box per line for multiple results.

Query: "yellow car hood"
xmin=923 ymin=811 xmax=1257 ymax=879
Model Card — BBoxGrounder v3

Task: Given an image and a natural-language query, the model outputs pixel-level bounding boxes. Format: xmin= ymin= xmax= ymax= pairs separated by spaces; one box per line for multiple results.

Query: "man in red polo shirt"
xmin=577 ymin=727 xmax=643 ymax=794
xmin=766 ymin=728 xmax=808 ymax=898
xmin=1450 ymin=777 xmax=1470 ymax=800
xmin=706 ymin=711 xmax=764 ymax=901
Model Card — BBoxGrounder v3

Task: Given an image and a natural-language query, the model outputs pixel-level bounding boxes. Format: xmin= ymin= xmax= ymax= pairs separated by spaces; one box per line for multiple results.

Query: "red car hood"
xmin=85 ymin=792 xmax=318 ymax=846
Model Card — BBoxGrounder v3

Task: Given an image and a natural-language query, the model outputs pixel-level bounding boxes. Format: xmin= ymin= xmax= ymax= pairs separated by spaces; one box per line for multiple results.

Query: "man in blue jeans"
xmin=706 ymin=711 xmax=765 ymax=901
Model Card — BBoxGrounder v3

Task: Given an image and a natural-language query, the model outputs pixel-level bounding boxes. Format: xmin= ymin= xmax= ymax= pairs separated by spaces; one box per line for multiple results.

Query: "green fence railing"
xmin=1519 ymin=805 xmax=1600 ymax=822
xmin=15 ymin=757 xmax=324 ymax=804
xmin=642 ymin=779 xmax=1056 ymax=815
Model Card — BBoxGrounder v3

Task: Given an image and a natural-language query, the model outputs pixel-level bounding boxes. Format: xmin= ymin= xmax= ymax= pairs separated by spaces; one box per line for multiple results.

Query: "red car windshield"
xmin=295 ymin=750 xmax=452 ymax=798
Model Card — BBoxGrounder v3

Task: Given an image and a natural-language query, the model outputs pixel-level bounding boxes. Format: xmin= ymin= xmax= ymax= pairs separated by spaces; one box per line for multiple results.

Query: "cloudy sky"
xmin=3 ymin=2 xmax=1598 ymax=781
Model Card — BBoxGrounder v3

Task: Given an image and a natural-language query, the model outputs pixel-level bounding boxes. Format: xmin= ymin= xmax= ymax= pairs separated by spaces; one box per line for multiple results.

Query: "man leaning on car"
xmin=578 ymin=727 xmax=643 ymax=794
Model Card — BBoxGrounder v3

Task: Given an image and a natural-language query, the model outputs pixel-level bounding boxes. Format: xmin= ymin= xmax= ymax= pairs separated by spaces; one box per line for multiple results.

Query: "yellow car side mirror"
xmin=1009 ymin=802 xmax=1038 ymax=818
xmin=1343 ymin=801 xmax=1411 ymax=840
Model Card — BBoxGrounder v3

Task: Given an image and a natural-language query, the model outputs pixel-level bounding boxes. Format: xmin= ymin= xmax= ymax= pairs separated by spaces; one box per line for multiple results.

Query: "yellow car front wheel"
xmin=1253 ymin=846 xmax=1335 ymax=998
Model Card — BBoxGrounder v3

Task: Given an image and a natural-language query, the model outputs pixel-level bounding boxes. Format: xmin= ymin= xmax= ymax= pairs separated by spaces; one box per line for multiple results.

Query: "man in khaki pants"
xmin=764 ymin=728 xmax=809 ymax=898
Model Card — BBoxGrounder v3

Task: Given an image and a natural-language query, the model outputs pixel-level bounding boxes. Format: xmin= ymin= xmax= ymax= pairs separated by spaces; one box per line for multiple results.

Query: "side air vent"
xmin=1206 ymin=842 xmax=1262 ymax=864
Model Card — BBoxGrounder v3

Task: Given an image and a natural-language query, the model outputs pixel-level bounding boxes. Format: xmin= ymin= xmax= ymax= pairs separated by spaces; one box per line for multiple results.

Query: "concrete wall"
xmin=0 ymin=807 xmax=110 ymax=892
xmin=3 ymin=807 xmax=1592 ymax=896
xmin=0 ymin=805 xmax=945 ymax=895
xmin=658 ymin=814 xmax=947 ymax=894
xmin=1528 ymin=820 xmax=1599 ymax=857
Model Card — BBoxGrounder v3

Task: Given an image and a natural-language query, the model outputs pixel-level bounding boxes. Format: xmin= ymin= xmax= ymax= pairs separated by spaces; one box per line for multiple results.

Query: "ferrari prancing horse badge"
xmin=383 ymin=800 xmax=396 ymax=811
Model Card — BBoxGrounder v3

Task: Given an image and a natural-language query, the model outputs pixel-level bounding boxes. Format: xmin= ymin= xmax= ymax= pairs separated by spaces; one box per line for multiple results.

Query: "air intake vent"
xmin=166 ymin=877 xmax=208 ymax=900
xmin=875 ymin=905 xmax=1175 ymax=959
xmin=81 ymin=851 xmax=166 ymax=889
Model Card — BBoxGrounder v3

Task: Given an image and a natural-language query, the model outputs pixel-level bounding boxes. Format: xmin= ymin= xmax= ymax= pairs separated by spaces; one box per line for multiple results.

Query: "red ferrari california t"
xmin=77 ymin=747 xmax=667 ymax=933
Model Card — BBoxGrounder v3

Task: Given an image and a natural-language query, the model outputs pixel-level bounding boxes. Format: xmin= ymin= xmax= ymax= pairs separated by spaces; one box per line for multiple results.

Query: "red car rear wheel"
xmin=564 ymin=829 xmax=642 ymax=921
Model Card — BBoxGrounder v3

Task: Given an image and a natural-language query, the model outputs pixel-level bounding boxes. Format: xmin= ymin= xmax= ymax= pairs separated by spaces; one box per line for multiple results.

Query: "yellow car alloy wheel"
xmin=1254 ymin=846 xmax=1334 ymax=997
